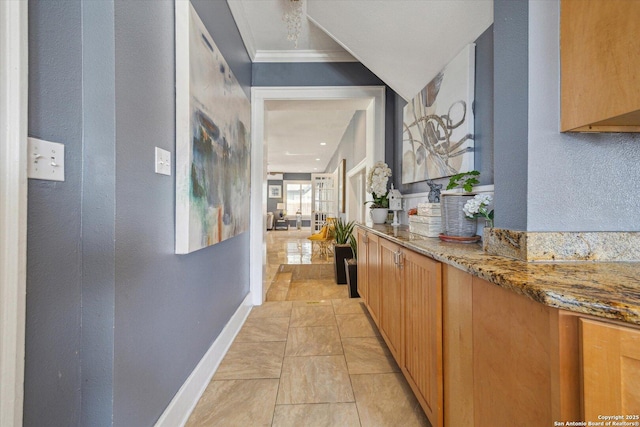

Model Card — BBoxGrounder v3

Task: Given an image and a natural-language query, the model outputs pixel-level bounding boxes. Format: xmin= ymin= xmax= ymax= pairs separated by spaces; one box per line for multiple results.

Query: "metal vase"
xmin=442 ymin=194 xmax=477 ymax=237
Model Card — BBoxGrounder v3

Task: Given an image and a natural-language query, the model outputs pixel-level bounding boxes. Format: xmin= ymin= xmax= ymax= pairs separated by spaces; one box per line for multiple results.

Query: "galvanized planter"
xmin=442 ymin=194 xmax=477 ymax=237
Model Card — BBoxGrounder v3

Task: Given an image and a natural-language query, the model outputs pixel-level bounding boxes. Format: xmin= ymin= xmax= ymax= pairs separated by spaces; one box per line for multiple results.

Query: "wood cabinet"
xmin=357 ymin=228 xmax=443 ymax=427
xmin=356 ymin=228 xmax=369 ymax=302
xmin=403 ymin=250 xmax=442 ymax=427
xmin=379 ymin=238 xmax=404 ymax=362
xmin=359 ymin=229 xmax=640 ymax=426
xmin=561 ymin=0 xmax=640 ymax=132
xmin=580 ymin=318 xmax=640 ymax=420
xmin=357 ymin=229 xmax=380 ymax=326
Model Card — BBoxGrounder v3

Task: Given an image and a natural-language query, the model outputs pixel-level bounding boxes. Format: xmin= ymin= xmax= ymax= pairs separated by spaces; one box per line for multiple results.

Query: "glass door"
xmin=311 ymin=173 xmax=336 ymax=232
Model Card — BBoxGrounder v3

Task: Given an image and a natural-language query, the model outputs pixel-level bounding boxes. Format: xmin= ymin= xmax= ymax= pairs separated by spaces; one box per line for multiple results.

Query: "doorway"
xmin=250 ymin=86 xmax=385 ymax=306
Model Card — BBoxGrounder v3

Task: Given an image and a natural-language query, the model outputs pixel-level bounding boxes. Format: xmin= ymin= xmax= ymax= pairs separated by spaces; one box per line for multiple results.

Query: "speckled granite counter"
xmin=359 ymin=224 xmax=640 ymax=326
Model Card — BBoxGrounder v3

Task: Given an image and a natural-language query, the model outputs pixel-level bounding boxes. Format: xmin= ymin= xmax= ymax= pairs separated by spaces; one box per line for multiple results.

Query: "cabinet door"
xmin=561 ymin=0 xmax=640 ymax=132
xmin=581 ymin=318 xmax=640 ymax=420
xmin=356 ymin=228 xmax=369 ymax=302
xmin=366 ymin=233 xmax=381 ymax=327
xmin=403 ymin=249 xmax=443 ymax=427
xmin=379 ymin=238 xmax=403 ymax=362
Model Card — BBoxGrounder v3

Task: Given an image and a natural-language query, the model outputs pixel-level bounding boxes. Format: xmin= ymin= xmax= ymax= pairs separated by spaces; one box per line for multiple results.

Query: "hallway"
xmin=185 ymin=229 xmax=429 ymax=426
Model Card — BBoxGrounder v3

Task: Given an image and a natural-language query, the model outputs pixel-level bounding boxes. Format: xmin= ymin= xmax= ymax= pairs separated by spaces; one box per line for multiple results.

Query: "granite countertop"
xmin=358 ymin=224 xmax=640 ymax=326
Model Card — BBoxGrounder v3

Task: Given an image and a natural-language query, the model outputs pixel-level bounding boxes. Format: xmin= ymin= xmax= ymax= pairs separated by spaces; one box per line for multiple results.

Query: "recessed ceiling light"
xmin=315 ymin=158 xmax=320 ymax=161
xmin=320 ymin=142 xmax=327 ymax=146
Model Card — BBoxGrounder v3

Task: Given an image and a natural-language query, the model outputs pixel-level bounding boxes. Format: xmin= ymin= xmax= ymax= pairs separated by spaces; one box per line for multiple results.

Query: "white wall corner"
xmin=154 ymin=293 xmax=253 ymax=427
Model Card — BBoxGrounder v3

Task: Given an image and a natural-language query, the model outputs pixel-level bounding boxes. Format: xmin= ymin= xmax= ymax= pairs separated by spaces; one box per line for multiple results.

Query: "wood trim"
xmin=563 ymin=125 xmax=640 ymax=133
xmin=0 ymin=1 xmax=28 ymax=426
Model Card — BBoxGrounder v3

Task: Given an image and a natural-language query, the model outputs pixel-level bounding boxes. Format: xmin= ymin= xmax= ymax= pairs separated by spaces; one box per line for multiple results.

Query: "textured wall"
xmin=27 ymin=1 xmax=252 ymax=426
xmin=493 ymin=0 xmax=529 ymax=231
xmin=527 ymin=1 xmax=640 ymax=231
xmin=393 ymin=25 xmax=495 ymax=194
xmin=112 ymin=1 xmax=251 ymax=425
xmin=26 ymin=1 xmax=83 ymax=426
xmin=80 ymin=2 xmax=116 ymax=425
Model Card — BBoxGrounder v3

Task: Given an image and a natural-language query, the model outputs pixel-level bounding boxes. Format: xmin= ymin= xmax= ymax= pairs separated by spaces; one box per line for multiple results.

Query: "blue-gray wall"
xmin=393 ymin=24 xmax=495 ymax=195
xmin=27 ymin=1 xmax=83 ymax=426
xmin=27 ymin=1 xmax=251 ymax=426
xmin=493 ymin=0 xmax=528 ymax=230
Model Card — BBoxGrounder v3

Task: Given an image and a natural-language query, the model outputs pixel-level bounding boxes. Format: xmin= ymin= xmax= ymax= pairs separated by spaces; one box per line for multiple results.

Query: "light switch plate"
xmin=27 ymin=137 xmax=65 ymax=181
xmin=155 ymin=147 xmax=171 ymax=176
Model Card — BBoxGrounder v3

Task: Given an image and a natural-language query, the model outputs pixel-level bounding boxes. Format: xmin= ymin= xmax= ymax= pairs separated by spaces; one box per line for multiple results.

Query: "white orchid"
xmin=365 ymin=161 xmax=392 ymax=208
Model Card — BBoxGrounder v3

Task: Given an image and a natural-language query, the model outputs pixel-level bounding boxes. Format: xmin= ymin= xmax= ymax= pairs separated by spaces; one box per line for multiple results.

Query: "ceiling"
xmin=227 ymin=0 xmax=494 ymax=174
xmin=265 ymin=99 xmax=371 ymax=174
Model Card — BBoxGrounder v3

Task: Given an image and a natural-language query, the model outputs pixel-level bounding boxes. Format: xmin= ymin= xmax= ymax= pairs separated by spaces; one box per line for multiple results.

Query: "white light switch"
xmin=27 ymin=137 xmax=65 ymax=181
xmin=155 ymin=147 xmax=171 ymax=176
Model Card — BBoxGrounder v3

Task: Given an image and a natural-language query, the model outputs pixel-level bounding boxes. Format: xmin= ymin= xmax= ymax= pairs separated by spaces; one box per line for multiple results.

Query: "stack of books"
xmin=409 ymin=203 xmax=442 ymax=237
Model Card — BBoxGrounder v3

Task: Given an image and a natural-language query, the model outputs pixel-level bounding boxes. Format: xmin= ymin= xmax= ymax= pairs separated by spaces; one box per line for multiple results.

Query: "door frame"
xmin=250 ymin=86 xmax=385 ymax=305
xmin=0 ymin=1 xmax=28 ymax=426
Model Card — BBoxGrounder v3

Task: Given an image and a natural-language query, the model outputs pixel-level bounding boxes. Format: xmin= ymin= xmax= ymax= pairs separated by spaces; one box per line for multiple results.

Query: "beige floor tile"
xmin=285 ymin=325 xmax=343 ymax=356
xmin=235 ymin=317 xmax=290 ymax=342
xmin=351 ymin=373 xmax=430 ymax=427
xmin=342 ymin=336 xmax=399 ymax=374
xmin=292 ymin=300 xmax=333 ymax=307
xmin=214 ymin=341 xmax=285 ymax=380
xmin=266 ymin=287 xmax=289 ymax=302
xmin=277 ymin=356 xmax=355 ymax=404
xmin=272 ymin=403 xmax=360 ymax=427
xmin=332 ymin=298 xmax=367 ymax=315
xmin=185 ymin=379 xmax=278 ymax=427
xmin=335 ymin=313 xmax=380 ymax=338
xmin=290 ymin=305 xmax=337 ymax=327
xmin=249 ymin=301 xmax=293 ymax=319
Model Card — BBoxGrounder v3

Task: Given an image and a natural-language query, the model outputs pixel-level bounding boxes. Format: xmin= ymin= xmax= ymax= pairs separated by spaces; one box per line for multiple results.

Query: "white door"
xmin=311 ymin=173 xmax=336 ymax=232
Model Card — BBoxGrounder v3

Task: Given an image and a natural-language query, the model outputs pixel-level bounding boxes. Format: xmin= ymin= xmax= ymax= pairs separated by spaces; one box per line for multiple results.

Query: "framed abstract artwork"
xmin=402 ymin=44 xmax=475 ymax=184
xmin=268 ymin=185 xmax=282 ymax=199
xmin=175 ymin=1 xmax=251 ymax=254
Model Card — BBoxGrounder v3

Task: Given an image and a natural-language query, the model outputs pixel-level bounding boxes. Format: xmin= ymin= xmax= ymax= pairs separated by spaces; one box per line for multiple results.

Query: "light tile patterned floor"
xmin=185 ymin=229 xmax=430 ymax=427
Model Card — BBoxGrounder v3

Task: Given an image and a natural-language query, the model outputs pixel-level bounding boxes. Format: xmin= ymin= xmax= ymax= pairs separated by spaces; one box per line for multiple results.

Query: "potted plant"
xmin=333 ymin=217 xmax=356 ymax=284
xmin=442 ymin=170 xmax=480 ymax=237
xmin=345 ymin=234 xmax=358 ymax=298
xmin=364 ymin=161 xmax=392 ymax=224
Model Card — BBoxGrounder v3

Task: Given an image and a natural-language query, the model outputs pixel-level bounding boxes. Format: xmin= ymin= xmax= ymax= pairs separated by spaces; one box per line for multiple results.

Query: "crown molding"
xmin=253 ymin=49 xmax=357 ymax=63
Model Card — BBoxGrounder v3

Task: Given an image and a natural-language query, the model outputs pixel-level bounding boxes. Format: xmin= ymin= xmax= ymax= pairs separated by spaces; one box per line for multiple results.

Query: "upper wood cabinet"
xmin=561 ymin=0 xmax=640 ymax=132
xmin=580 ymin=318 xmax=640 ymax=420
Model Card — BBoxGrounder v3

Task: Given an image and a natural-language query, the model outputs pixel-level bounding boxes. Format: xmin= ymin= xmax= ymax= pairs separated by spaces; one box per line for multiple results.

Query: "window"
xmin=284 ymin=181 xmax=312 ymax=217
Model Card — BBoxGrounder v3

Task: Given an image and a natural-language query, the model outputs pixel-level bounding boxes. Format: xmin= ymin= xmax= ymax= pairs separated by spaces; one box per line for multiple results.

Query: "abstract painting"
xmin=175 ymin=1 xmax=251 ymax=254
xmin=402 ymin=44 xmax=475 ymax=184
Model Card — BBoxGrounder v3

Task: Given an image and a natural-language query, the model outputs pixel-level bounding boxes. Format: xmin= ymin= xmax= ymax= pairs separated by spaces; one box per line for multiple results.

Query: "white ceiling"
xmin=228 ymin=0 xmax=494 ymax=173
xmin=265 ymin=99 xmax=371 ymax=173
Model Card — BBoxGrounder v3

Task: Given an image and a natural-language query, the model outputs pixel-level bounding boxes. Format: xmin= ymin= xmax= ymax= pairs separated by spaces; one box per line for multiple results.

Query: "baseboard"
xmin=155 ymin=293 xmax=253 ymax=427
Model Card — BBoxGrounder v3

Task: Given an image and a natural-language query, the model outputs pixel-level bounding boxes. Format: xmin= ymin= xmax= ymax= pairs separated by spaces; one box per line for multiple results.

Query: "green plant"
xmin=446 ymin=170 xmax=480 ymax=193
xmin=349 ymin=234 xmax=357 ymax=260
xmin=333 ymin=218 xmax=356 ymax=245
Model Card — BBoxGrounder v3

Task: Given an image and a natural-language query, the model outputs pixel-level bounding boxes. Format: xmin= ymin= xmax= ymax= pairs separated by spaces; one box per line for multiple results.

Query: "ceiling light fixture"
xmin=320 ymin=142 xmax=327 ymax=146
xmin=283 ymin=0 xmax=303 ymax=48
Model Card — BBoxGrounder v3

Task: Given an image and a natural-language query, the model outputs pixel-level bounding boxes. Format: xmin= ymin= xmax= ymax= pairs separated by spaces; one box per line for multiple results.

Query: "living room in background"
xmin=284 ymin=180 xmax=312 ymax=225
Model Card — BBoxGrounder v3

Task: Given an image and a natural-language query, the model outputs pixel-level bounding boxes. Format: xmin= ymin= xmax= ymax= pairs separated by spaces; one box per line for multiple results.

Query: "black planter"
xmin=334 ymin=244 xmax=352 ymax=284
xmin=345 ymin=258 xmax=358 ymax=298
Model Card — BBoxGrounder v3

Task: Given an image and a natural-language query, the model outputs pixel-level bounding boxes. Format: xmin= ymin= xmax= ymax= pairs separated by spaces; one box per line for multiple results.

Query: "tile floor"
xmin=186 ymin=229 xmax=430 ymax=426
